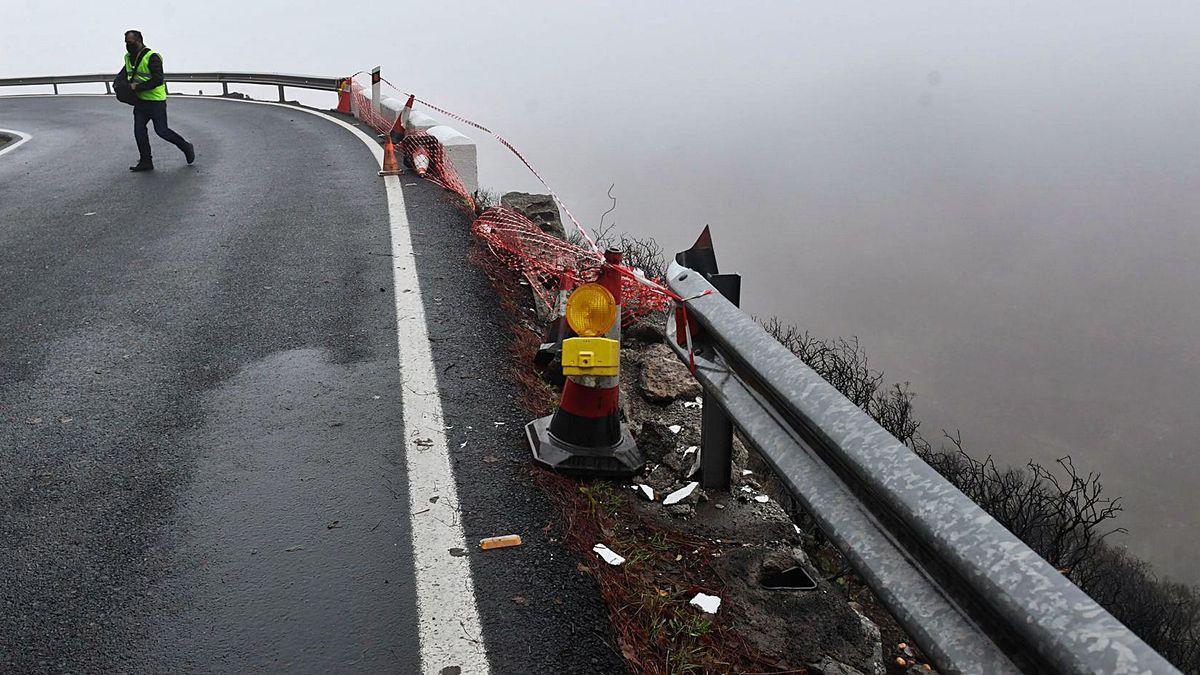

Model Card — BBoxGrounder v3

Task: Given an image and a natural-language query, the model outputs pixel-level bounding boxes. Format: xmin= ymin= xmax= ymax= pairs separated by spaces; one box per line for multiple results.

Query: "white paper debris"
xmin=83 ymin=212 xmax=96 ymax=216
xmin=668 ymin=424 xmax=682 ymax=434
xmin=740 ymin=486 xmax=753 ymax=493
xmin=794 ymin=524 xmax=802 ymax=534
xmin=741 ymin=469 xmax=753 ymax=476
xmin=663 ymin=481 xmax=699 ymax=505
xmin=690 ymin=592 xmax=721 ymax=614
xmin=593 ymin=543 xmax=625 ymax=566
xmin=494 ymin=421 xmax=506 ymax=426
xmin=637 ymin=484 xmax=655 ymax=501
xmin=682 ymin=400 xmax=701 ymax=409
xmin=754 ymin=495 xmax=770 ymax=503
xmin=682 ymin=445 xmax=698 ymax=456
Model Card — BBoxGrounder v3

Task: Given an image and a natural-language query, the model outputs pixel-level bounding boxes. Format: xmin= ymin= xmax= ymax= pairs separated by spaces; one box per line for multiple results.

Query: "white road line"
xmin=0 ymin=128 xmax=32 ymax=158
xmin=0 ymin=93 xmax=490 ymax=673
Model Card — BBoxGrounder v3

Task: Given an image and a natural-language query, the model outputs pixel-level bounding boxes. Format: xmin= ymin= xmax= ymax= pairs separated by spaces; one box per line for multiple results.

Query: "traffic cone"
xmin=379 ymin=139 xmax=403 ymax=177
xmin=336 ymin=78 xmax=352 ymax=114
xmin=526 ymin=249 xmax=643 ymax=477
xmin=389 ymin=95 xmax=414 ymax=145
xmin=410 ymin=146 xmax=430 ymax=176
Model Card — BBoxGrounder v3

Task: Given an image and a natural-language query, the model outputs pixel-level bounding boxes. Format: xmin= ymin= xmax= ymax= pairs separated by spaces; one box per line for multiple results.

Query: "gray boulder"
xmin=638 ymin=343 xmax=702 ymax=404
xmin=501 ymin=192 xmax=567 ymax=241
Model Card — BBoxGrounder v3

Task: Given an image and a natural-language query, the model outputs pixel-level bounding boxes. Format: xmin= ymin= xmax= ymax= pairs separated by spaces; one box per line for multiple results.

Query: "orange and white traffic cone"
xmin=388 ymin=95 xmax=414 ymax=145
xmin=379 ymin=139 xmax=403 ymax=177
xmin=527 ymin=249 xmax=643 ymax=477
xmin=410 ymin=146 xmax=430 ymax=176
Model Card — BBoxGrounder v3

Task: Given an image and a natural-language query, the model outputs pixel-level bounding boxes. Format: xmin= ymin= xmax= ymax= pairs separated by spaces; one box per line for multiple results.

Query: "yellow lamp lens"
xmin=565 ymin=283 xmax=617 ymax=337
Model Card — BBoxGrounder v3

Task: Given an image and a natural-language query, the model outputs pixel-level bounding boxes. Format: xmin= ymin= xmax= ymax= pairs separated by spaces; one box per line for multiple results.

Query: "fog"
xmin=3 ymin=1 xmax=1197 ymax=582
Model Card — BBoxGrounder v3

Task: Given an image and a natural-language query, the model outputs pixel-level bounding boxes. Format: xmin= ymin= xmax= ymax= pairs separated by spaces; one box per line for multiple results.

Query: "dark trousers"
xmin=133 ymin=100 xmax=188 ymax=161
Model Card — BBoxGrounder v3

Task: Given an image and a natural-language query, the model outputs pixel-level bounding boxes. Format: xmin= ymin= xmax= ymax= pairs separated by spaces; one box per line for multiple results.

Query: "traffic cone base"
xmin=526 ymin=414 xmax=642 ymax=478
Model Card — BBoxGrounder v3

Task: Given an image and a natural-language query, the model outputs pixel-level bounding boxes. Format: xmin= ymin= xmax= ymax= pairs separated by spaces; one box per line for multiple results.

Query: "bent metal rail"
xmin=0 ymin=72 xmax=342 ymax=101
xmin=664 ymin=259 xmax=1179 ymax=674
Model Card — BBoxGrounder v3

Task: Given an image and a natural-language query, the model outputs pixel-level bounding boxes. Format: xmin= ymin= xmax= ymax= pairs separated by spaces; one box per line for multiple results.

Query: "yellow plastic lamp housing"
xmin=566 ymin=283 xmax=617 ymax=337
xmin=562 ymin=337 xmax=620 ymax=376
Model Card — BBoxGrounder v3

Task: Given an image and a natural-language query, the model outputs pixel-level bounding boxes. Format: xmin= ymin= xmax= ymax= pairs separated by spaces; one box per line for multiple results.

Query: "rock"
xmin=806 ymin=657 xmax=867 ymax=675
xmin=501 ymin=192 xmax=566 ymax=240
xmin=665 ymin=503 xmax=695 ymax=518
xmin=634 ymin=420 xmax=678 ymax=464
xmin=711 ymin=546 xmax=883 ymax=674
xmin=639 ymin=344 xmax=702 ymax=404
xmin=624 ymin=316 xmax=667 ymax=345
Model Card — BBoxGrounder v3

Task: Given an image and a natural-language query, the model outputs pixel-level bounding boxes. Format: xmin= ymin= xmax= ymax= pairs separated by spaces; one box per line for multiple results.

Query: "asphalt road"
xmin=0 ymin=95 xmax=621 ymax=673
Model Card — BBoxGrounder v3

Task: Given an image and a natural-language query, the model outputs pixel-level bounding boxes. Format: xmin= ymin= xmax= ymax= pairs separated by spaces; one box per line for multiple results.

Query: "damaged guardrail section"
xmin=663 ymin=259 xmax=1178 ymax=675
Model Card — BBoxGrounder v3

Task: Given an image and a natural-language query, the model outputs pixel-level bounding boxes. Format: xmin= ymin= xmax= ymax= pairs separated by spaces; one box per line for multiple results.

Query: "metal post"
xmin=52 ymin=83 xmax=58 ymax=95
xmin=699 ymin=273 xmax=741 ymax=491
xmin=277 ymin=84 xmax=285 ymax=102
xmin=104 ymin=81 xmax=111 ymax=94
xmin=221 ymin=82 xmax=229 ymax=96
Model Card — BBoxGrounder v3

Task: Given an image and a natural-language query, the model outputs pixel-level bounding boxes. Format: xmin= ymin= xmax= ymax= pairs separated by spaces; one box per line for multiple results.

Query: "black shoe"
xmin=182 ymin=142 xmax=195 ymax=165
xmin=129 ymin=160 xmax=154 ymax=172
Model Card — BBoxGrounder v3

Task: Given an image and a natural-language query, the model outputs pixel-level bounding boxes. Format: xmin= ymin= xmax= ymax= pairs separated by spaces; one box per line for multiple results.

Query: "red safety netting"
xmin=401 ymin=130 xmax=472 ymax=207
xmin=472 ymin=206 xmax=671 ymax=326
xmin=342 ymin=72 xmax=673 ymax=324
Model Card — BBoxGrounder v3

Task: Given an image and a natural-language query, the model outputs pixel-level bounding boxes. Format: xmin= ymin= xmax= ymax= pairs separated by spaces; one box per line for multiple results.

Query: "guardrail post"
xmin=277 ymin=84 xmax=285 ymax=102
xmin=104 ymin=81 xmax=111 ymax=94
xmin=221 ymin=82 xmax=228 ymax=96
xmin=52 ymin=83 xmax=58 ymax=95
xmin=699 ymin=273 xmax=741 ymax=491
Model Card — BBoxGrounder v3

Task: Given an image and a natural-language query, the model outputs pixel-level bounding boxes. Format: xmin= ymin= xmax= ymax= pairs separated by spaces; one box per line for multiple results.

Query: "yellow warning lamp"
xmin=565 ymin=283 xmax=617 ymax=337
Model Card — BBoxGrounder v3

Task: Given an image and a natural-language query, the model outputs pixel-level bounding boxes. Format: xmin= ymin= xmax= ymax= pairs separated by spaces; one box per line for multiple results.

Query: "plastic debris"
xmin=637 ymin=484 xmax=655 ymax=501
xmin=754 ymin=495 xmax=770 ymax=504
xmin=480 ymin=534 xmax=522 ymax=550
xmin=741 ymin=469 xmax=753 ymax=476
xmin=414 ymin=438 xmax=433 ymax=447
xmin=83 ymin=212 xmax=96 ymax=216
xmin=740 ymin=486 xmax=753 ymax=493
xmin=689 ymin=592 xmax=721 ymax=614
xmin=682 ymin=446 xmax=698 ymax=456
xmin=593 ymin=543 xmax=625 ymax=566
xmin=663 ymin=481 xmax=699 ymax=505
xmin=668 ymin=424 xmax=682 ymax=434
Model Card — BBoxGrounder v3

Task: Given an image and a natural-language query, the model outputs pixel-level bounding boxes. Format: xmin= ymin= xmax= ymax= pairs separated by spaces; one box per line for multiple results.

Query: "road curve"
xmin=0 ymin=95 xmax=620 ymax=673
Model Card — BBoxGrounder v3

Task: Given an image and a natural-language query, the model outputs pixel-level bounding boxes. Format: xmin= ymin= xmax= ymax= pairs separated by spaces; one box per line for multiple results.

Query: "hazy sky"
xmin=4 ymin=1 xmax=1199 ymax=581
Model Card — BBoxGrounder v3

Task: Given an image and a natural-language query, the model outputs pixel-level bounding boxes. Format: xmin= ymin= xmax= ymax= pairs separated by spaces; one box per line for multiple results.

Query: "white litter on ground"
xmin=740 ymin=486 xmax=753 ymax=493
xmin=637 ymin=484 xmax=655 ymax=501
xmin=690 ymin=592 xmax=721 ymax=614
xmin=593 ymin=544 xmax=625 ymax=566
xmin=741 ymin=469 xmax=753 ymax=476
xmin=662 ymin=481 xmax=699 ymax=505
xmin=668 ymin=424 xmax=682 ymax=434
xmin=754 ymin=495 xmax=770 ymax=503
xmin=682 ymin=446 xmax=698 ymax=456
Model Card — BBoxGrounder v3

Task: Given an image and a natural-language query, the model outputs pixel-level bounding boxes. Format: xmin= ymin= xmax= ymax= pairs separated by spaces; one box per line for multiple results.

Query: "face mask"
xmin=126 ymin=42 xmax=138 ymax=54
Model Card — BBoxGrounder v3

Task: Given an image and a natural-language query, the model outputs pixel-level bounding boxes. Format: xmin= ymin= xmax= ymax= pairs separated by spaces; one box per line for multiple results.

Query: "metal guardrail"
xmin=663 ymin=245 xmax=1179 ymax=674
xmin=0 ymin=72 xmax=342 ymax=101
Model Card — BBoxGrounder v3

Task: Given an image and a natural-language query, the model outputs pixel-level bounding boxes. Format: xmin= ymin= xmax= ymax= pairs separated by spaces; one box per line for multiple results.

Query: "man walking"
xmin=120 ymin=30 xmax=195 ymax=172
